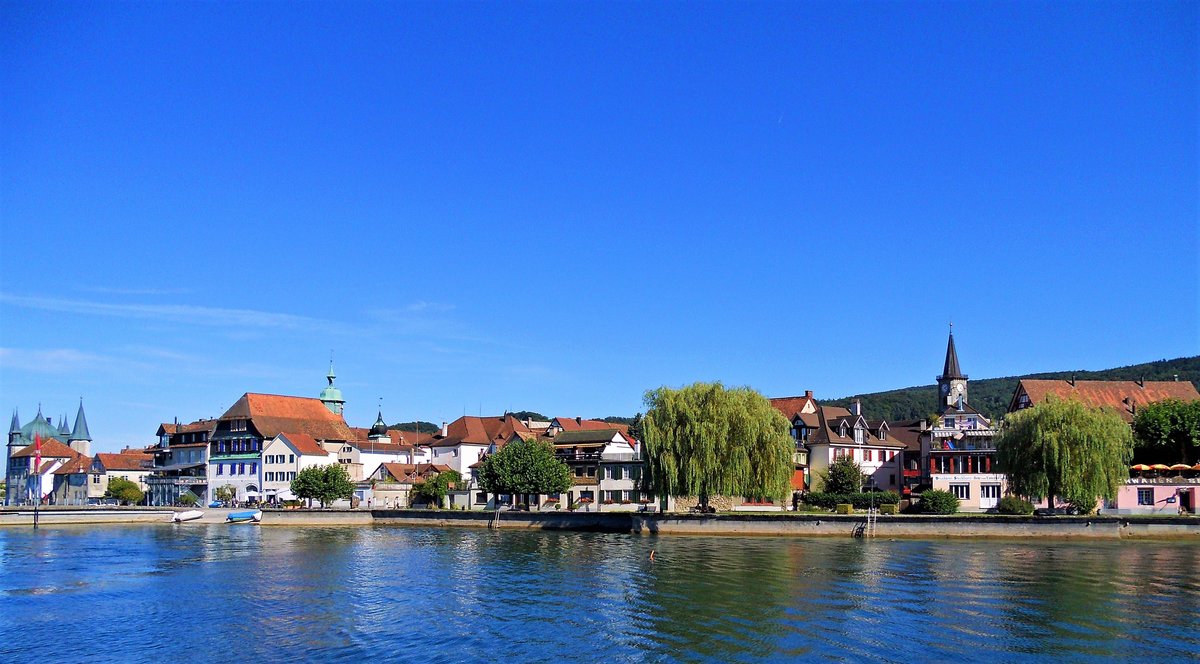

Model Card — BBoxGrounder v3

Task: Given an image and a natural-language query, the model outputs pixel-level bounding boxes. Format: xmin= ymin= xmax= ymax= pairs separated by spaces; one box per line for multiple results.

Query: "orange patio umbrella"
xmin=1130 ymin=464 xmax=1152 ymax=471
xmin=1169 ymin=463 xmax=1191 ymax=471
xmin=1150 ymin=464 xmax=1171 ymax=471
xmin=1192 ymin=463 xmax=1200 ymax=472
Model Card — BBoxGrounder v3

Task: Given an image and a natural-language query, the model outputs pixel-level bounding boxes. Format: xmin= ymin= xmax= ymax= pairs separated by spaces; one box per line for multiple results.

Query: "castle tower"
xmin=68 ymin=399 xmax=92 ymax=457
xmin=936 ymin=327 xmax=969 ymax=413
xmin=319 ymin=361 xmax=345 ymax=416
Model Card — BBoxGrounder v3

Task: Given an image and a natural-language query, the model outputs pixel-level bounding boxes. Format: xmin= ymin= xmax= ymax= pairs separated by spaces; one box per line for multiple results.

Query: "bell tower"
xmin=936 ymin=325 xmax=969 ymax=412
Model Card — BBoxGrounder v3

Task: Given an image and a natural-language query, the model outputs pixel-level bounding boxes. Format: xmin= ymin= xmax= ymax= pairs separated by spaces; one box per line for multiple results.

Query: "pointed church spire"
xmin=318 ymin=354 xmax=345 ymax=416
xmin=940 ymin=325 xmax=966 ymax=380
xmin=9 ymin=409 xmax=19 ymax=434
xmin=59 ymin=415 xmax=71 ymax=436
xmin=70 ymin=398 xmax=92 ymax=442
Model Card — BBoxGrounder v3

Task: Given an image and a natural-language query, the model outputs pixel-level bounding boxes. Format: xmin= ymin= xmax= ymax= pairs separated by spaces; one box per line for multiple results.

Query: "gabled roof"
xmin=886 ymin=419 xmax=926 ymax=452
xmin=428 ymin=415 xmax=531 ymax=448
xmin=157 ymin=419 xmax=218 ymax=436
xmin=552 ymin=417 xmax=628 ymax=433
xmin=12 ymin=438 xmax=79 ymax=459
xmin=552 ymin=429 xmax=626 ymax=445
xmin=278 ymin=432 xmax=331 ymax=457
xmin=354 ymin=440 xmax=417 ymax=455
xmin=1011 ymin=379 xmax=1200 ymax=422
xmin=808 ymin=404 xmax=905 ymax=449
xmin=377 ymin=462 xmax=452 ymax=482
xmin=221 ymin=393 xmax=353 ymax=441
xmin=94 ymin=452 xmax=153 ymax=472
xmin=55 ymin=455 xmax=93 ymax=475
xmin=770 ymin=394 xmax=817 ymax=421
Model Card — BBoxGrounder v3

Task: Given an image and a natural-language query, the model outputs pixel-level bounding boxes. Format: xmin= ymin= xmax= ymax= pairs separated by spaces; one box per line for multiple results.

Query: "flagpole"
xmin=32 ymin=433 xmax=42 ymax=530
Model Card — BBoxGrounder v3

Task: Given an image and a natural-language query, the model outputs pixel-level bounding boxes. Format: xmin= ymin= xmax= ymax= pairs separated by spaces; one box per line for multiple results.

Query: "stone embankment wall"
xmin=259 ymin=509 xmax=1200 ymax=539
xmin=0 ymin=506 xmax=175 ymax=526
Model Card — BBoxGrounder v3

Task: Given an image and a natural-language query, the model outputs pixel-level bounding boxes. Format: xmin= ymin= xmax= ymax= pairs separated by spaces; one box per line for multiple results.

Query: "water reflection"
xmin=0 ymin=527 xmax=1197 ymax=662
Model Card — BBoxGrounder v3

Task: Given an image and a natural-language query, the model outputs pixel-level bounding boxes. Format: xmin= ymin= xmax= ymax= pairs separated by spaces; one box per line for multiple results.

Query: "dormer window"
xmin=839 ymin=423 xmax=848 ymax=438
xmin=231 ymin=419 xmax=247 ymax=432
xmin=879 ymin=430 xmax=887 ymax=441
xmin=853 ymin=426 xmax=864 ymax=445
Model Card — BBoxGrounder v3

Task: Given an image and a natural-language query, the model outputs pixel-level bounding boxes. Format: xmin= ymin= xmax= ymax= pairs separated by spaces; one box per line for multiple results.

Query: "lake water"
xmin=1 ymin=525 xmax=1197 ymax=662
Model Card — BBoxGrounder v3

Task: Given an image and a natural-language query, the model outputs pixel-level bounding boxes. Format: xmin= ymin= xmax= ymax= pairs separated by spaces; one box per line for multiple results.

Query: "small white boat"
xmin=172 ymin=510 xmax=203 ymax=523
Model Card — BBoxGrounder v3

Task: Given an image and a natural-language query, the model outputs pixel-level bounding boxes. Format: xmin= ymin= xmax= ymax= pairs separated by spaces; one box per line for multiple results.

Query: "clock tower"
xmin=936 ymin=326 xmax=968 ymax=412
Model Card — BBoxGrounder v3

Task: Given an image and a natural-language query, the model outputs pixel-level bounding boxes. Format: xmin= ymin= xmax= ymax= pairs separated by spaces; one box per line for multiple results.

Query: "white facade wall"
xmin=808 ymin=444 xmax=903 ymax=491
xmin=207 ymin=457 xmax=262 ymax=503
xmin=262 ymin=436 xmax=337 ymax=498
xmin=931 ymin=474 xmax=1007 ymax=512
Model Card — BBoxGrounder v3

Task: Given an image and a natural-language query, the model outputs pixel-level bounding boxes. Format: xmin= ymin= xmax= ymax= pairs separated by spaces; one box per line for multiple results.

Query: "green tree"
xmin=214 ymin=484 xmax=238 ymax=504
xmin=819 ymin=456 xmax=864 ymax=494
xmin=477 ymin=437 xmax=572 ymax=506
xmin=1132 ymin=399 xmax=1200 ymax=464
xmin=642 ymin=382 xmax=793 ymax=511
xmin=290 ymin=464 xmax=356 ymax=508
xmin=414 ymin=469 xmax=462 ymax=509
xmin=996 ymin=397 xmax=1134 ymax=513
xmin=177 ymin=492 xmax=200 ymax=507
xmin=105 ymin=477 xmax=144 ymax=505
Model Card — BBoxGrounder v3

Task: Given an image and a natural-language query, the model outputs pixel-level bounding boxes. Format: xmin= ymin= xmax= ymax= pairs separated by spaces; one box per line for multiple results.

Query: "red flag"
xmin=33 ymin=433 xmax=42 ymax=502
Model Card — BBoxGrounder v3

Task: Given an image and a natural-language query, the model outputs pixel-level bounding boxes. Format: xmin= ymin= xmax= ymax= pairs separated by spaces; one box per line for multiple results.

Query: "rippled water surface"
xmin=1 ymin=525 xmax=1197 ymax=662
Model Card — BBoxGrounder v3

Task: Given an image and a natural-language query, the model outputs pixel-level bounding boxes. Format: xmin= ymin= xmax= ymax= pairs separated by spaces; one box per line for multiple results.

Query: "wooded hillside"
xmin=825 ymin=356 xmax=1200 ymax=422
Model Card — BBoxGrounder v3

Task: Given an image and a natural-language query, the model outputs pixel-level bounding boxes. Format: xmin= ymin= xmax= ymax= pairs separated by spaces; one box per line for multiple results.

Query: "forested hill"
xmin=825 ymin=356 xmax=1200 ymax=423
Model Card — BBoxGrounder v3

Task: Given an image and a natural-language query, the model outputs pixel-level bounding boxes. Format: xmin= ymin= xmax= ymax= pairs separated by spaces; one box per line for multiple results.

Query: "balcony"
xmin=929 ymin=441 xmax=996 ymax=452
xmin=902 ymin=469 xmax=920 ymax=478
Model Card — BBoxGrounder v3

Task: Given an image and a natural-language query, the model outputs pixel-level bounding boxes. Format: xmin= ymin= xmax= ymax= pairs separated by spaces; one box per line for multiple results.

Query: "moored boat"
xmin=172 ymin=510 xmax=203 ymax=523
xmin=226 ymin=510 xmax=261 ymax=523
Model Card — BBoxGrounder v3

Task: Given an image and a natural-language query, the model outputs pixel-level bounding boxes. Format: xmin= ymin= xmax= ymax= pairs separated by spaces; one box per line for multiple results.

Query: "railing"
xmin=556 ymin=453 xmax=602 ymax=461
xmin=602 ymin=453 xmax=641 ymax=462
xmin=929 ymin=441 xmax=996 ymax=451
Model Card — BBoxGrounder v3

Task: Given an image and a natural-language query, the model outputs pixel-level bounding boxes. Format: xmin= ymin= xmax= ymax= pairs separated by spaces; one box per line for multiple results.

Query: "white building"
xmin=262 ymin=432 xmax=339 ymax=502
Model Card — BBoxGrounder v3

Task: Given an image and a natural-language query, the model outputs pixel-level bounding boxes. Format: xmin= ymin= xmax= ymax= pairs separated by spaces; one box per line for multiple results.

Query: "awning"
xmin=277 ymin=490 xmax=297 ymax=501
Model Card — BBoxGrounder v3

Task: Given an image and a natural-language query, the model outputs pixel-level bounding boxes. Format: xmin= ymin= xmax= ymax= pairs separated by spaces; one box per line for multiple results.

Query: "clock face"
xmin=941 ymin=383 xmax=950 ymax=395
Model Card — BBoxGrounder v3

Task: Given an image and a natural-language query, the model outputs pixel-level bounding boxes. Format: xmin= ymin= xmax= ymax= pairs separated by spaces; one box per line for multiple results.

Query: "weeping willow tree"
xmin=642 ymin=382 xmax=793 ymax=510
xmin=996 ymin=396 xmax=1133 ymax=513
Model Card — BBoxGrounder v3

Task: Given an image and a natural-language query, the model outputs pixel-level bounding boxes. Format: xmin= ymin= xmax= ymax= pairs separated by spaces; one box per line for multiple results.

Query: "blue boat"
xmin=226 ymin=510 xmax=261 ymax=523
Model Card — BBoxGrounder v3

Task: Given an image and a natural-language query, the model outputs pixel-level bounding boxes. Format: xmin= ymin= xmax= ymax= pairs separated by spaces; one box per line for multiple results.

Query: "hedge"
xmin=998 ymin=496 xmax=1034 ymax=515
xmin=803 ymin=491 xmax=901 ymax=509
xmin=918 ymin=489 xmax=960 ymax=514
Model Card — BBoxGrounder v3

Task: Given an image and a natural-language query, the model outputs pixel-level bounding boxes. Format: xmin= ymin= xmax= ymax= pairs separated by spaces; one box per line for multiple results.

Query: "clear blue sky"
xmin=2 ymin=1 xmax=1196 ymax=451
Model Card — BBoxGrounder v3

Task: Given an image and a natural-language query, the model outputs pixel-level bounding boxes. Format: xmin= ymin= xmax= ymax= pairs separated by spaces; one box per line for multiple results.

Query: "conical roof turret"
xmin=939 ymin=329 xmax=966 ymax=380
xmin=8 ymin=409 xmax=19 ymax=435
xmin=70 ymin=399 xmax=92 ymax=442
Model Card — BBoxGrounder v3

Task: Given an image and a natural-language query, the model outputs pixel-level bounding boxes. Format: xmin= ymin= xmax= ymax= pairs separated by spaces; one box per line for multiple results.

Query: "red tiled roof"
xmin=378 ymin=462 xmax=452 ymax=482
xmin=95 ymin=452 xmax=153 ymax=471
xmin=1014 ymin=380 xmax=1200 ymax=422
xmin=12 ymin=438 xmax=79 ymax=459
xmin=552 ymin=417 xmax=630 ymax=434
xmin=221 ymin=393 xmax=353 ymax=441
xmin=770 ymin=395 xmax=817 ymax=420
xmin=157 ymin=419 xmax=218 ymax=436
xmin=55 ymin=455 xmax=93 ymax=475
xmin=355 ymin=440 xmax=417 ymax=455
xmin=429 ymin=415 xmax=531 ymax=447
xmin=279 ymin=432 xmax=330 ymax=456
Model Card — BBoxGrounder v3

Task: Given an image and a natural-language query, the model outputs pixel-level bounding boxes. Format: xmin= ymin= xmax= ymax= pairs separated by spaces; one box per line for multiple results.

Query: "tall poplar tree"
xmin=642 ymin=382 xmax=793 ymax=510
xmin=996 ymin=396 xmax=1133 ymax=513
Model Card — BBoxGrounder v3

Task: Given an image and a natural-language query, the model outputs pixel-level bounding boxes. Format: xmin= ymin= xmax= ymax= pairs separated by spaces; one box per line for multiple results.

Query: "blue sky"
xmin=2 ymin=1 xmax=1196 ymax=452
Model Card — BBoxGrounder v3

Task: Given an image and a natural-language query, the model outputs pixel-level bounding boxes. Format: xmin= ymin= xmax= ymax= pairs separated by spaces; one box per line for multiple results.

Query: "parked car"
xmin=209 ymin=501 xmax=223 ymax=508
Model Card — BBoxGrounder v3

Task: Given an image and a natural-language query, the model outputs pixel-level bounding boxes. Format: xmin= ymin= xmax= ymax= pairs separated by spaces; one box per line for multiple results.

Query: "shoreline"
xmin=2 ymin=506 xmax=1196 ymax=539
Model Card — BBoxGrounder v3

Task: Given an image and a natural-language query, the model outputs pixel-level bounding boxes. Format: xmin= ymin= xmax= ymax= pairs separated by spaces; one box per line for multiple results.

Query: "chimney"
xmin=805 ymin=390 xmax=813 ymax=399
xmin=575 ymin=416 xmax=582 ymax=425
xmin=1068 ymin=375 xmax=1075 ymax=387
xmin=851 ymin=399 xmax=862 ymax=416
xmin=1174 ymin=374 xmax=1179 ymax=382
xmin=439 ymin=421 xmax=448 ymax=437
xmin=1137 ymin=376 xmax=1145 ymax=388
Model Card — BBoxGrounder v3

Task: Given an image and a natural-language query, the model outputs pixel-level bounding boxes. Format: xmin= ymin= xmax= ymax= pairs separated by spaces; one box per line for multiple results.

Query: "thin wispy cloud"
xmin=406 ymin=300 xmax=456 ymax=313
xmin=79 ymin=286 xmax=194 ymax=296
xmin=0 ymin=347 xmax=116 ymax=373
xmin=0 ymin=293 xmax=354 ymax=334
